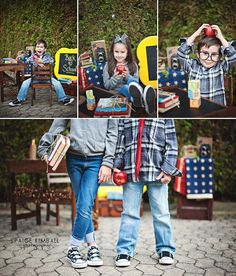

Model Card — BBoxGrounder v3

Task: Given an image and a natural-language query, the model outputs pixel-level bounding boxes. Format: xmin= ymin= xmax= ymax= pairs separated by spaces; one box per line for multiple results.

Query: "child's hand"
xmin=211 ymin=25 xmax=228 ymax=48
xmin=187 ymin=24 xmax=210 ymax=45
xmin=122 ymin=69 xmax=129 ymax=78
xmin=38 ymin=63 xmax=45 ymax=68
xmin=42 ymin=155 xmax=49 ymax=164
xmin=37 ymin=57 xmax=43 ymax=64
xmin=156 ymin=172 xmax=172 ymax=185
xmin=114 ymin=71 xmax=122 ymax=80
xmin=98 ymin=165 xmax=112 ymax=184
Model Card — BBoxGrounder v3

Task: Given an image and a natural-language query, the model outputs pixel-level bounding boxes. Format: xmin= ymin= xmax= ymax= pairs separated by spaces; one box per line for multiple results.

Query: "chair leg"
xmin=33 ymin=88 xmax=36 ymax=100
xmin=46 ymin=203 xmax=50 ymax=221
xmin=56 ymin=204 xmax=60 ymax=226
xmin=50 ymin=88 xmax=53 ymax=106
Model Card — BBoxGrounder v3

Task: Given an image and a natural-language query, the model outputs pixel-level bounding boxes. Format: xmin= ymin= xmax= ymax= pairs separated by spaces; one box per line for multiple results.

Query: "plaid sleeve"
xmin=43 ymin=54 xmax=54 ymax=64
xmin=160 ymin=119 xmax=182 ymax=176
xmin=113 ymin=119 xmax=125 ymax=169
xmin=221 ymin=41 xmax=236 ymax=73
xmin=177 ymin=38 xmax=194 ymax=73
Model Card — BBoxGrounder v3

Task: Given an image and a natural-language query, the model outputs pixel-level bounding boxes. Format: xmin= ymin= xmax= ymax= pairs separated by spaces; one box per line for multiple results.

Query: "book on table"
xmin=94 ymin=104 xmax=131 ymax=118
xmin=158 ymin=101 xmax=180 ymax=113
xmin=48 ymin=135 xmax=70 ymax=171
xmin=95 ymin=97 xmax=128 ymax=113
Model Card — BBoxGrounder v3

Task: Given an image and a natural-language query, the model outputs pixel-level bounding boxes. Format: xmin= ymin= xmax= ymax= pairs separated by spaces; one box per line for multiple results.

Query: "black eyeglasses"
xmin=199 ymin=51 xmax=220 ymax=62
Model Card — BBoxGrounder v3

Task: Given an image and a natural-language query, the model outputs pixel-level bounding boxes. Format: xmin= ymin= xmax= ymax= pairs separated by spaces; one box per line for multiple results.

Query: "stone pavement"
xmin=0 ymin=86 xmax=77 ymax=118
xmin=0 ymin=202 xmax=235 ymax=276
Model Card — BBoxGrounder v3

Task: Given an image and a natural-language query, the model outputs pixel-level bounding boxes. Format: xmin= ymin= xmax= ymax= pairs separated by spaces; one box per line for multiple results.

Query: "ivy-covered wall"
xmin=0 ymin=0 xmax=77 ymax=58
xmin=0 ymin=119 xmax=235 ymax=202
xmin=79 ymin=0 xmax=157 ymax=55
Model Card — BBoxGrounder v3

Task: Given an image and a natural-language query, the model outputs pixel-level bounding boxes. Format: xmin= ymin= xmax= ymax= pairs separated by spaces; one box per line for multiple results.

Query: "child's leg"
xmin=115 ymin=85 xmax=131 ymax=100
xmin=147 ymin=182 xmax=175 ymax=255
xmin=51 ymin=77 xmax=69 ymax=101
xmin=17 ymin=77 xmax=32 ymax=101
xmin=67 ymin=155 xmax=102 ymax=247
xmin=116 ymin=182 xmax=143 ymax=257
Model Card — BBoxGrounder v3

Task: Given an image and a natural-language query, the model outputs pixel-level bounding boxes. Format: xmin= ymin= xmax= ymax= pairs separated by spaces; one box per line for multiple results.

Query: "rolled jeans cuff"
xmin=69 ymin=235 xmax=84 ymax=247
xmin=85 ymin=232 xmax=95 ymax=243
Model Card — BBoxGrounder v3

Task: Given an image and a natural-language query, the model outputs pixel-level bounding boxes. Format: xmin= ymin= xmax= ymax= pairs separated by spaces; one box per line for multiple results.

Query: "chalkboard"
xmin=54 ymin=48 xmax=77 ymax=81
xmin=146 ymin=46 xmax=157 ymax=81
xmin=136 ymin=36 xmax=157 ymax=88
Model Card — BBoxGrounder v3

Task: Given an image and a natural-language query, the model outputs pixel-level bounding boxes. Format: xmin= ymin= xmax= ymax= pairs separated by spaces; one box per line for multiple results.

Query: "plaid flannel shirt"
xmin=25 ymin=52 xmax=54 ymax=67
xmin=114 ymin=119 xmax=182 ymax=183
xmin=177 ymin=39 xmax=236 ymax=105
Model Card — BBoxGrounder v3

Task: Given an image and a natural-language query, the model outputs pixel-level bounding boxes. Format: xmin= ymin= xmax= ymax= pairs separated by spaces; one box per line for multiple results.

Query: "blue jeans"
xmin=115 ymin=77 xmax=138 ymax=101
xmin=117 ymin=181 xmax=176 ymax=257
xmin=66 ymin=153 xmax=103 ymax=246
xmin=17 ymin=77 xmax=68 ymax=101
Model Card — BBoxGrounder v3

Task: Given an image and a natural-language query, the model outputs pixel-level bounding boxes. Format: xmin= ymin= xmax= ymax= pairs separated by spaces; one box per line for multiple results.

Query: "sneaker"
xmin=62 ymin=98 xmax=74 ymax=106
xmin=159 ymin=251 xmax=174 ymax=265
xmin=128 ymin=82 xmax=144 ymax=107
xmin=115 ymin=254 xmax=131 ymax=267
xmin=87 ymin=246 xmax=103 ymax=266
xmin=143 ymin=86 xmax=156 ymax=114
xmin=67 ymin=246 xmax=87 ymax=268
xmin=9 ymin=99 xmax=22 ymax=107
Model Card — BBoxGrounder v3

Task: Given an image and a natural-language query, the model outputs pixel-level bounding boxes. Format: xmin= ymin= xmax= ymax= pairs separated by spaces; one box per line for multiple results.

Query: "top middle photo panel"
xmin=78 ymin=0 xmax=157 ymax=118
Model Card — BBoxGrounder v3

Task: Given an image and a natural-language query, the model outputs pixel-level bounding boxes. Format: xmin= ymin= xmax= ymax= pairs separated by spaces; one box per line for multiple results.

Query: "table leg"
xmin=0 ymin=71 xmax=4 ymax=102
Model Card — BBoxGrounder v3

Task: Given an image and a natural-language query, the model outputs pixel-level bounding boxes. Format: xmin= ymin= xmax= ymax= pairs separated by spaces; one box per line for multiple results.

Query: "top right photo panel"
xmin=158 ymin=0 xmax=236 ymax=118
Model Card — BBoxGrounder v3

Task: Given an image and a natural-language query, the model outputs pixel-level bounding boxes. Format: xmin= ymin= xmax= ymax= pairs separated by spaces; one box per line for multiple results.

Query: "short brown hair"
xmin=36 ymin=39 xmax=47 ymax=48
xmin=197 ymin=36 xmax=222 ymax=54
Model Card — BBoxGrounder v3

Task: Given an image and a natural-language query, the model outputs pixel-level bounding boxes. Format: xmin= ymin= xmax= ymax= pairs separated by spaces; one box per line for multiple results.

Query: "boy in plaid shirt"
xmin=114 ymin=119 xmax=181 ymax=267
xmin=177 ymin=24 xmax=236 ymax=105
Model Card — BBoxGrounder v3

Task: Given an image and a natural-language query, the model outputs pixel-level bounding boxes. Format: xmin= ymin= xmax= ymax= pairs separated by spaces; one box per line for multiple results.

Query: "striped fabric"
xmin=177 ymin=39 xmax=236 ymax=105
xmin=114 ymin=119 xmax=182 ymax=183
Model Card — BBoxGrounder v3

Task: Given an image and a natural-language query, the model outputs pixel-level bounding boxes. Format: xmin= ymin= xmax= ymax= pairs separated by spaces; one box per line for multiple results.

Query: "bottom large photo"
xmin=0 ymin=119 xmax=235 ymax=275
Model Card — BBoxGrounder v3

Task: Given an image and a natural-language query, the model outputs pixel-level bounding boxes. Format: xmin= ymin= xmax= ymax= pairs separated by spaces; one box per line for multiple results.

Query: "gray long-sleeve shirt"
xmin=37 ymin=119 xmax=118 ymax=168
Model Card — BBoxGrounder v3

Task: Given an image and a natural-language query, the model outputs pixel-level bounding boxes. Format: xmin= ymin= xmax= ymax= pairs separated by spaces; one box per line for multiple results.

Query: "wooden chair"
xmin=31 ymin=64 xmax=53 ymax=106
xmin=46 ymin=173 xmax=75 ymax=226
xmin=224 ymin=74 xmax=234 ymax=106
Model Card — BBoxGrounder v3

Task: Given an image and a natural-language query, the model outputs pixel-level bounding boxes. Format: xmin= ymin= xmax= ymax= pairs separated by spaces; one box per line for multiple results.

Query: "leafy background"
xmin=0 ymin=0 xmax=77 ymax=58
xmin=79 ymin=0 xmax=157 ymax=56
xmin=0 ymin=119 xmax=235 ymax=202
xmin=159 ymin=0 xmax=236 ymax=102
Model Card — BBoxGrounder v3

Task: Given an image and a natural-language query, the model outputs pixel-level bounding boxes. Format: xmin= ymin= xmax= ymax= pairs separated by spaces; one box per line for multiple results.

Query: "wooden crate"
xmin=176 ymin=194 xmax=213 ymax=220
xmin=98 ymin=199 xmax=143 ymax=217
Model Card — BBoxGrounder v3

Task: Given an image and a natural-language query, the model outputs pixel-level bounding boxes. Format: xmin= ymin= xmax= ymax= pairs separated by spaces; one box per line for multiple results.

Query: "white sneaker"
xmin=115 ymin=254 xmax=131 ymax=267
xmin=87 ymin=246 xmax=103 ymax=266
xmin=159 ymin=251 xmax=174 ymax=265
xmin=67 ymin=246 xmax=87 ymax=268
xmin=143 ymin=85 xmax=156 ymax=114
xmin=128 ymin=82 xmax=144 ymax=107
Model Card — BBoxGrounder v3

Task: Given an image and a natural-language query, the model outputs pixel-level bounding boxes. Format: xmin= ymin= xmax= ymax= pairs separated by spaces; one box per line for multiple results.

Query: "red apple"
xmin=33 ymin=55 xmax=38 ymax=61
xmin=116 ymin=64 xmax=125 ymax=74
xmin=204 ymin=26 xmax=216 ymax=37
xmin=112 ymin=171 xmax=128 ymax=186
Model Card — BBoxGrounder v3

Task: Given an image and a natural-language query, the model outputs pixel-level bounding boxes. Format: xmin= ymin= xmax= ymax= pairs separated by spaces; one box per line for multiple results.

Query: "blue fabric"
xmin=66 ymin=153 xmax=103 ymax=245
xmin=117 ymin=181 xmax=175 ymax=256
xmin=85 ymin=61 xmax=106 ymax=88
xmin=158 ymin=68 xmax=187 ymax=90
xmin=185 ymin=158 xmax=214 ymax=199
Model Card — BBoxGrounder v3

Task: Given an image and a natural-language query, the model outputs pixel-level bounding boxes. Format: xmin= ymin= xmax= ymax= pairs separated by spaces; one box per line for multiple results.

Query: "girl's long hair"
xmin=107 ymin=35 xmax=137 ymax=76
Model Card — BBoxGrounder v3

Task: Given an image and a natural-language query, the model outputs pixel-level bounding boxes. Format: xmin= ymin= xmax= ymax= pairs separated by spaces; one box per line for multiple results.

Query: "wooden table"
xmin=159 ymin=86 xmax=236 ymax=118
xmin=0 ymin=63 xmax=26 ymax=102
xmin=7 ymin=160 xmax=76 ymax=230
xmin=79 ymin=85 xmax=153 ymax=118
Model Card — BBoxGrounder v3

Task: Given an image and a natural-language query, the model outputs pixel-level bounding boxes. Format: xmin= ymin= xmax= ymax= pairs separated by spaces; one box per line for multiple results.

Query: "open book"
xmin=48 ymin=135 xmax=70 ymax=171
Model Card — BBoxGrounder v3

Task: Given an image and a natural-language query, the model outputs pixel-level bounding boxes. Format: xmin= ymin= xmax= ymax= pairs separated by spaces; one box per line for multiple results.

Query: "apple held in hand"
xmin=112 ymin=171 xmax=128 ymax=186
xmin=116 ymin=64 xmax=125 ymax=74
xmin=204 ymin=26 xmax=216 ymax=37
xmin=33 ymin=55 xmax=38 ymax=61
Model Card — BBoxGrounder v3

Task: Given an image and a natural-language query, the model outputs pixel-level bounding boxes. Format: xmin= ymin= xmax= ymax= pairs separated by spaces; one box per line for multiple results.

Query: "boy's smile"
xmin=197 ymin=45 xmax=220 ymax=68
xmin=113 ymin=43 xmax=128 ymax=64
xmin=35 ymin=43 xmax=46 ymax=56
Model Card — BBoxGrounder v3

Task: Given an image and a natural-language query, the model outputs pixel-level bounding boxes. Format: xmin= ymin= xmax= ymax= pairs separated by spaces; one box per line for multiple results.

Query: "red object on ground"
xmin=112 ymin=171 xmax=128 ymax=186
xmin=204 ymin=26 xmax=216 ymax=37
xmin=116 ymin=64 xmax=125 ymax=74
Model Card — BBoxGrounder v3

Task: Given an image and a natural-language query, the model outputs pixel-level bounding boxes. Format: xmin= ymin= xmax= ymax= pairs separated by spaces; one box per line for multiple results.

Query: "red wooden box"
xmin=98 ymin=199 xmax=143 ymax=217
xmin=176 ymin=193 xmax=213 ymax=220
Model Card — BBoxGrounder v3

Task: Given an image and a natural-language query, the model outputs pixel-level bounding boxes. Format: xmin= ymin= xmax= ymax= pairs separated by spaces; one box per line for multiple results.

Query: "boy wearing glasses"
xmin=177 ymin=24 xmax=236 ymax=105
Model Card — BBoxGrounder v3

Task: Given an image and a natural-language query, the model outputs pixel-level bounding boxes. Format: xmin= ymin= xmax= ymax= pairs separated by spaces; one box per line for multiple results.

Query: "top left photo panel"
xmin=0 ymin=0 xmax=77 ymax=118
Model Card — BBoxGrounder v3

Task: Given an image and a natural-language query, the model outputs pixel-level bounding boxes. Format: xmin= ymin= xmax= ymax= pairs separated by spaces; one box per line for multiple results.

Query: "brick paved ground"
xmin=0 ymin=86 xmax=77 ymax=118
xmin=0 ymin=202 xmax=235 ymax=276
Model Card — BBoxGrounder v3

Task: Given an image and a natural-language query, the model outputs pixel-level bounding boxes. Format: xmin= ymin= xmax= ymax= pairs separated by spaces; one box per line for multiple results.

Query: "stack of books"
xmin=158 ymin=90 xmax=180 ymax=113
xmin=79 ymin=52 xmax=93 ymax=68
xmin=94 ymin=97 xmax=131 ymax=117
